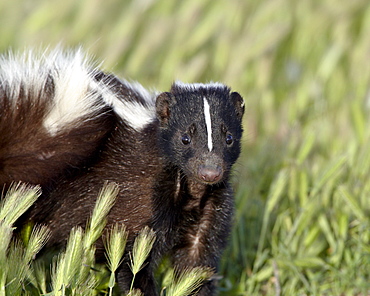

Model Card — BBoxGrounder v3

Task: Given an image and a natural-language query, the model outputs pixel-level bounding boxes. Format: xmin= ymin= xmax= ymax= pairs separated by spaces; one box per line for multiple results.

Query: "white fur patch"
xmin=44 ymin=50 xmax=106 ymax=135
xmin=0 ymin=49 xmax=106 ymax=135
xmin=100 ymin=80 xmax=156 ymax=131
xmin=173 ymin=80 xmax=226 ymax=90
xmin=203 ymin=98 xmax=213 ymax=152
xmin=0 ymin=49 xmax=156 ymax=134
xmin=0 ymin=50 xmax=47 ymax=105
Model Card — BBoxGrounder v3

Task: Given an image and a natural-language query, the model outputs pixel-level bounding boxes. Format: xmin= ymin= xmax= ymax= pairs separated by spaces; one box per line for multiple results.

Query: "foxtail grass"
xmin=129 ymin=226 xmax=156 ymax=292
xmin=84 ymin=182 xmax=119 ymax=250
xmin=51 ymin=227 xmax=85 ymax=295
xmin=0 ymin=182 xmax=41 ymax=225
xmin=50 ymin=182 xmax=119 ymax=295
xmin=1 ymin=182 xmax=210 ymax=296
xmin=0 ymin=183 xmax=45 ymax=296
xmin=164 ymin=267 xmax=214 ymax=296
xmin=126 ymin=289 xmax=144 ymax=296
xmin=104 ymin=223 xmax=128 ymax=296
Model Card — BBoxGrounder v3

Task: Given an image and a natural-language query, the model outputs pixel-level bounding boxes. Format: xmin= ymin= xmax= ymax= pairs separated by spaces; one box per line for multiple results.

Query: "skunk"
xmin=0 ymin=49 xmax=244 ymax=295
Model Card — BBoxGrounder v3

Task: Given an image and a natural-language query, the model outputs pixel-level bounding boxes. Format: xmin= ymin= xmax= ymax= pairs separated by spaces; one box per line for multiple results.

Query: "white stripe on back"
xmin=99 ymin=80 xmax=156 ymax=131
xmin=203 ymin=98 xmax=213 ymax=151
xmin=0 ymin=49 xmax=106 ymax=136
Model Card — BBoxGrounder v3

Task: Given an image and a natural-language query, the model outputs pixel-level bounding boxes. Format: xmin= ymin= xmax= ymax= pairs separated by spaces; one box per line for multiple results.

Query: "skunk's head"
xmin=156 ymin=82 xmax=244 ymax=185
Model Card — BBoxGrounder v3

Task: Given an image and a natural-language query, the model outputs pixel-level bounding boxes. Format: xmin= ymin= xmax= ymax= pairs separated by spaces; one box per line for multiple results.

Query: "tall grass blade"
xmin=257 ymin=169 xmax=288 ymax=257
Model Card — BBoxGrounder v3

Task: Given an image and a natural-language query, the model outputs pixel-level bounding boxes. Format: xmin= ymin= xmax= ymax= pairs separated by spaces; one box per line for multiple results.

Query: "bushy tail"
xmin=0 ymin=49 xmax=115 ymax=187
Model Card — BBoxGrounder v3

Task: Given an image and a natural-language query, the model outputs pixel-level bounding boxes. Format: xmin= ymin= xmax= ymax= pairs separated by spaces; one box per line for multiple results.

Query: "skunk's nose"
xmin=198 ymin=165 xmax=223 ymax=183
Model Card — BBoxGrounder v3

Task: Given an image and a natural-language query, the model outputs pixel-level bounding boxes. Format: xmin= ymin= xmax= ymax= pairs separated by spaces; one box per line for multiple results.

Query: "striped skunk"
xmin=0 ymin=49 xmax=244 ymax=295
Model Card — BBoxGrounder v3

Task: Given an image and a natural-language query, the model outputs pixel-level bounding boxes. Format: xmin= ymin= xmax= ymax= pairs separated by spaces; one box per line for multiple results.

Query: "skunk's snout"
xmin=198 ymin=164 xmax=223 ymax=183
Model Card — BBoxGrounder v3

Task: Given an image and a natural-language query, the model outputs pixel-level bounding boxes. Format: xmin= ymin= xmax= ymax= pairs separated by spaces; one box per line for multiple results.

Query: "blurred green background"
xmin=1 ymin=0 xmax=370 ymax=294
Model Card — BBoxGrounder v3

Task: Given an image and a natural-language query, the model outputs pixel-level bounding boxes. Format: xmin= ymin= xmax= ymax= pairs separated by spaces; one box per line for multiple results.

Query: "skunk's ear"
xmin=230 ymin=91 xmax=245 ymax=121
xmin=156 ymin=92 xmax=176 ymax=126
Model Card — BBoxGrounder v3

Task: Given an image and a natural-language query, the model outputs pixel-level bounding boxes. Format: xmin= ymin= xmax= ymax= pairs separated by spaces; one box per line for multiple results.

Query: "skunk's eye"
xmin=181 ymin=134 xmax=191 ymax=145
xmin=226 ymin=133 xmax=233 ymax=145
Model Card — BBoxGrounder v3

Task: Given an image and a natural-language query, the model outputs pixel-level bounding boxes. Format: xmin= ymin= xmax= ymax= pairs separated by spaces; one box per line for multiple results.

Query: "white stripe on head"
xmin=174 ymin=81 xmax=226 ymax=90
xmin=203 ymin=97 xmax=213 ymax=151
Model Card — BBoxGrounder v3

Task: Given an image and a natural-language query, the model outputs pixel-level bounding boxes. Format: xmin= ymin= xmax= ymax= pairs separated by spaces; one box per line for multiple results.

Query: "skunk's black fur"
xmin=0 ymin=50 xmax=244 ymax=295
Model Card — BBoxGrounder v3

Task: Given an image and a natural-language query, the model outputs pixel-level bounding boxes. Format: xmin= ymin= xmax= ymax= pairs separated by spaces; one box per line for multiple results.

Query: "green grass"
xmin=1 ymin=0 xmax=370 ymax=295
